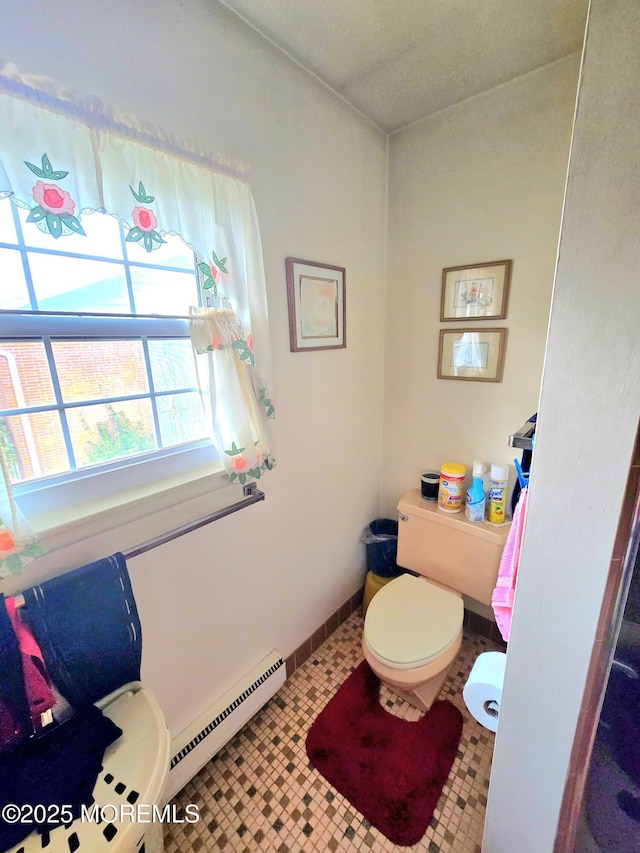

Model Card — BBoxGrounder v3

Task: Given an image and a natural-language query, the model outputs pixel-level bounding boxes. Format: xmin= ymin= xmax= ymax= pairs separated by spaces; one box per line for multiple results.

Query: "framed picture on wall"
xmin=286 ymin=257 xmax=346 ymax=352
xmin=438 ymin=327 xmax=508 ymax=382
xmin=440 ymin=259 xmax=512 ymax=321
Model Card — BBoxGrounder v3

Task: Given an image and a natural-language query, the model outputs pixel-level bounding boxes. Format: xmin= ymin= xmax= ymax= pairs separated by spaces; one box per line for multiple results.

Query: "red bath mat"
xmin=305 ymin=661 xmax=463 ymax=846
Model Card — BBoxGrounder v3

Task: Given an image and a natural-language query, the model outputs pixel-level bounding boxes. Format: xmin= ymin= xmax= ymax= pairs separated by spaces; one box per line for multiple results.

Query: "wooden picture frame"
xmin=441 ymin=259 xmax=512 ymax=321
xmin=438 ymin=327 xmax=508 ymax=382
xmin=286 ymin=257 xmax=346 ymax=352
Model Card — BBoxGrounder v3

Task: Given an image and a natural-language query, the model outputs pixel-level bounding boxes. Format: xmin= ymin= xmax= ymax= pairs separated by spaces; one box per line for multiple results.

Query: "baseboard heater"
xmin=164 ymin=650 xmax=286 ymax=801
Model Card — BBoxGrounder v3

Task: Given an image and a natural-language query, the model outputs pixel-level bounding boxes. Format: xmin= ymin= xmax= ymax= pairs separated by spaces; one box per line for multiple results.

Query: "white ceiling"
xmin=219 ymin=0 xmax=589 ymax=133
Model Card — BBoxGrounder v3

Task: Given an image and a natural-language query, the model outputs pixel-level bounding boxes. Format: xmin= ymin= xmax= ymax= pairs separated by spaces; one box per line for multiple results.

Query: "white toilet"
xmin=363 ymin=489 xmax=510 ymax=711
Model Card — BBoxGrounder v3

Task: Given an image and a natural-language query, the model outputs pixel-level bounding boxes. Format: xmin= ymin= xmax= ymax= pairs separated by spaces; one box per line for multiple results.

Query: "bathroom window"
xmin=0 ymin=205 xmax=217 ymax=517
xmin=0 ymin=67 xmax=274 ymax=563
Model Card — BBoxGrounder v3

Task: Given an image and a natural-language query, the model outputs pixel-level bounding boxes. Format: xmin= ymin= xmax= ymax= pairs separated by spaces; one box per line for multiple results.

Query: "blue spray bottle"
xmin=465 ymin=460 xmax=486 ymax=523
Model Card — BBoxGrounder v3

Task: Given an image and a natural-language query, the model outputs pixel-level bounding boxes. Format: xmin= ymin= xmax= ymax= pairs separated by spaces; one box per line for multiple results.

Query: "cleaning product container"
xmin=488 ymin=464 xmax=509 ymax=524
xmin=437 ymin=463 xmax=466 ymax=513
xmin=465 ymin=461 xmax=486 ymax=523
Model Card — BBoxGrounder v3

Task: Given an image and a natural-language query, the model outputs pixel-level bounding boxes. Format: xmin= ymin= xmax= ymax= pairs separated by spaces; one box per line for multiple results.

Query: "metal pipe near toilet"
xmin=13 ymin=482 xmax=265 ymax=608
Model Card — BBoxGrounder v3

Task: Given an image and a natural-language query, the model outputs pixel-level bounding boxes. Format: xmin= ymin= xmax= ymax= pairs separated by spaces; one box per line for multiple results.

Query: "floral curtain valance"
xmin=0 ymin=71 xmax=271 ymax=346
xmin=0 ymin=64 xmax=276 ymax=576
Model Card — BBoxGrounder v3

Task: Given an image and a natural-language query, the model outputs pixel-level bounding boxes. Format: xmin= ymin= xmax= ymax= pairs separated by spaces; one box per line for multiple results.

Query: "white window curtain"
xmin=0 ymin=63 xmax=276 ymax=576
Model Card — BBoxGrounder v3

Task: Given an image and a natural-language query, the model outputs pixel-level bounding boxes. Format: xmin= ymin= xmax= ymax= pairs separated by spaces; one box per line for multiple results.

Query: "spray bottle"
xmin=487 ymin=463 xmax=509 ymax=524
xmin=465 ymin=461 xmax=486 ymax=523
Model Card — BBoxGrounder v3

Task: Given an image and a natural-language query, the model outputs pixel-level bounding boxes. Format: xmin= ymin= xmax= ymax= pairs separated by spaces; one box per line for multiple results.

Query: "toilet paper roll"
xmin=462 ymin=651 xmax=506 ymax=733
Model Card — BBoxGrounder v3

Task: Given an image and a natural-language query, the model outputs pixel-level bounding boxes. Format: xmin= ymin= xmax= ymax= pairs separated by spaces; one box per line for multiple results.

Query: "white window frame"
xmin=1 ymin=313 xmax=220 ymax=518
xmin=0 ymin=208 xmax=220 ymax=521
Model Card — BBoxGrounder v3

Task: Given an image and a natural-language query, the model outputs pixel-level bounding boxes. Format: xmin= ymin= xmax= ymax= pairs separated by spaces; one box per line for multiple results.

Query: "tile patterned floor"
xmin=164 ymin=611 xmax=501 ymax=852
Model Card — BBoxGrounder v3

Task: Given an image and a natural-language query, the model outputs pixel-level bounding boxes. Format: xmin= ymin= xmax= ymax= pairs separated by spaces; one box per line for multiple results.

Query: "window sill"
xmin=30 ymin=460 xmax=234 ymax=558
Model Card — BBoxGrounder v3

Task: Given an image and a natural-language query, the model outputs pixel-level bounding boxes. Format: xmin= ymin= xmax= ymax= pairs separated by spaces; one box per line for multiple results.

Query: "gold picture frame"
xmin=441 ymin=259 xmax=512 ymax=321
xmin=286 ymin=257 xmax=346 ymax=352
xmin=438 ymin=327 xmax=508 ymax=382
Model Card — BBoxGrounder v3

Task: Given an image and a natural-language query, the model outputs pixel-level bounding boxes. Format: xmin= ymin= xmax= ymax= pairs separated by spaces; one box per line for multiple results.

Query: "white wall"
xmin=0 ymin=0 xmax=387 ymax=736
xmin=485 ymin=1 xmax=640 ymax=849
xmin=383 ymin=57 xmax=580 ymax=530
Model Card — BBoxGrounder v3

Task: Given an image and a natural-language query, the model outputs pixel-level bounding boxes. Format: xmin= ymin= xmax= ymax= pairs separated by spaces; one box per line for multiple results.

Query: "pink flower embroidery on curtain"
xmin=125 ymin=181 xmax=165 ymax=252
xmin=24 ymin=154 xmax=85 ymax=238
xmin=132 ymin=205 xmax=157 ymax=232
xmin=33 ymin=181 xmax=75 ymax=215
xmin=198 ymin=250 xmax=229 ymax=297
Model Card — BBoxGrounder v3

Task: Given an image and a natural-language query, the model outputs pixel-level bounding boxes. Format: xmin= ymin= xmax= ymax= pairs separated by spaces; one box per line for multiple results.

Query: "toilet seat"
xmin=364 ymin=574 xmax=463 ymax=670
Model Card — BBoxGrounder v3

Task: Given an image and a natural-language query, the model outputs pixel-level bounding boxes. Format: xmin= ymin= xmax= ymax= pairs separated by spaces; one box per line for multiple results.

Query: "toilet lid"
xmin=364 ymin=574 xmax=463 ymax=669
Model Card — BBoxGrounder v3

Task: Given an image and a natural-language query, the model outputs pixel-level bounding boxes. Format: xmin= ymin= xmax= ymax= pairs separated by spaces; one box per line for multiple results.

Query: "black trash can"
xmin=362 ymin=518 xmax=401 ymax=578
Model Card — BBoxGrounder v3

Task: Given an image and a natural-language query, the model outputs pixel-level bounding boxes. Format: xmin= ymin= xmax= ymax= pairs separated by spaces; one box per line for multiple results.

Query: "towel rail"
xmin=508 ymin=418 xmax=536 ymax=451
xmin=13 ymin=483 xmax=265 ymax=608
xmin=124 ymin=482 xmax=265 ymax=560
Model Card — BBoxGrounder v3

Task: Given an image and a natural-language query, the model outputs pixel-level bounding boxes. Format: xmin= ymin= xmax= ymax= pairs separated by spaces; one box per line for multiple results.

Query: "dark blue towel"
xmin=0 ymin=704 xmax=122 ymax=851
xmin=22 ymin=553 xmax=142 ymax=708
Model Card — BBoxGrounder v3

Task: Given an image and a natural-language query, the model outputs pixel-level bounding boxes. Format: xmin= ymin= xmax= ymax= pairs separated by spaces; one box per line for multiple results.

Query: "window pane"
xmin=148 ymin=339 xmax=197 ymax=392
xmin=53 ymin=340 xmax=148 ymax=403
xmin=0 ymin=248 xmax=29 ymax=310
xmin=28 ymin=252 xmax=129 ymax=313
xmin=2 ymin=411 xmax=68 ymax=482
xmin=157 ymin=392 xmax=207 ymax=446
xmin=125 ymin=232 xmax=195 ymax=270
xmin=18 ymin=208 xmax=125 ymax=259
xmin=0 ymin=341 xmax=56 ymax=408
xmin=66 ymin=400 xmax=156 ymax=468
xmin=130 ymin=266 xmax=198 ymax=316
xmin=0 ymin=200 xmax=17 ymax=243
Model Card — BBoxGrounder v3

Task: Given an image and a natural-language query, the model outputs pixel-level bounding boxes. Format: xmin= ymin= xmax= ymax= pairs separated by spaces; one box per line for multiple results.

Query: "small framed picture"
xmin=286 ymin=257 xmax=346 ymax=352
xmin=438 ymin=327 xmax=508 ymax=382
xmin=441 ymin=259 xmax=512 ymax=321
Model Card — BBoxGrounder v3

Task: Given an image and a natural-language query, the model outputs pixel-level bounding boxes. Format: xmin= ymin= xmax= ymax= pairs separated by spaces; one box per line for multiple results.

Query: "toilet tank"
xmin=397 ymin=489 xmax=511 ymax=606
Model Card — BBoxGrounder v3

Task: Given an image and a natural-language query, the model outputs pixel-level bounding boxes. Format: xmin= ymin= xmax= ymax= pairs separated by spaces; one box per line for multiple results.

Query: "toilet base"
xmin=363 ymin=628 xmax=462 ymax=714
xmin=393 ymin=664 xmax=451 ymax=713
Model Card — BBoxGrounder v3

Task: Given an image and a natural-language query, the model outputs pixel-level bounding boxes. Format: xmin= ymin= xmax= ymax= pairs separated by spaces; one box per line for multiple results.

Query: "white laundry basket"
xmin=7 ymin=682 xmax=170 ymax=853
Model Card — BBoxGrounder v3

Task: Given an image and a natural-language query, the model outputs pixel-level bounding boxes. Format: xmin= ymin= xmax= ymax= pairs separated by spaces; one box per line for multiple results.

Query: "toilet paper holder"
xmin=483 ymin=699 xmax=500 ymax=719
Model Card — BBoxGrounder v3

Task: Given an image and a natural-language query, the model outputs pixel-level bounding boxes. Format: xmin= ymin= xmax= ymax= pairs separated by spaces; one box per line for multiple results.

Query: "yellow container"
xmin=487 ymin=463 xmax=509 ymax=524
xmin=437 ymin=463 xmax=466 ymax=513
xmin=362 ymin=570 xmax=398 ymax=616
